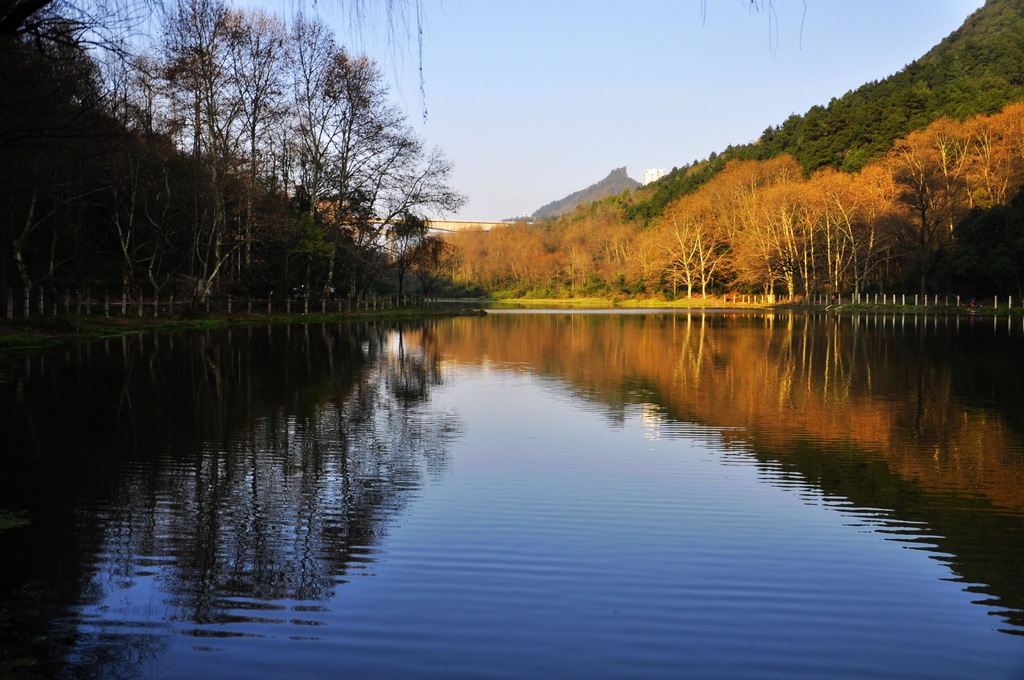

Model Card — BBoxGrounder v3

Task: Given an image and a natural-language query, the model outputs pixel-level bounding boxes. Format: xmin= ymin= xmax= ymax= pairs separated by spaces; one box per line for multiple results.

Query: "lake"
xmin=1 ymin=310 xmax=1024 ymax=679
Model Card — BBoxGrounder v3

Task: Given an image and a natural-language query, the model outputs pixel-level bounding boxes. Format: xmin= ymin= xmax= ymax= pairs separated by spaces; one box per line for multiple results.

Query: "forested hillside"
xmin=448 ymin=0 xmax=1024 ymax=303
xmin=630 ymin=0 xmax=1024 ymax=222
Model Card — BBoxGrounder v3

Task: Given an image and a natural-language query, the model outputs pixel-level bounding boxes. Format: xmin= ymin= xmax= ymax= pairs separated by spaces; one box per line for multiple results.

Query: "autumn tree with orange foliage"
xmin=446 ymin=102 xmax=1024 ymax=301
xmin=706 ymin=156 xmax=802 ymax=298
xmin=810 ymin=165 xmax=897 ymax=296
xmin=654 ymin=192 xmax=728 ymax=298
xmin=887 ymin=122 xmax=972 ymax=296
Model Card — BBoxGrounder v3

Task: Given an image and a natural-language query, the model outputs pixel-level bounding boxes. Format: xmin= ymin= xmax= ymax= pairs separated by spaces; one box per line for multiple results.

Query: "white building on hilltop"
xmin=642 ymin=168 xmax=667 ymax=185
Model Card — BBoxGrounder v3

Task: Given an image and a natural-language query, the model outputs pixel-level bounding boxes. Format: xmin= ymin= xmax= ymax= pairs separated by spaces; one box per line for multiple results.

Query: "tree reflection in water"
xmin=0 ymin=322 xmax=456 ymax=678
xmin=3 ymin=311 xmax=1024 ymax=678
xmin=436 ymin=310 xmax=1024 ymax=633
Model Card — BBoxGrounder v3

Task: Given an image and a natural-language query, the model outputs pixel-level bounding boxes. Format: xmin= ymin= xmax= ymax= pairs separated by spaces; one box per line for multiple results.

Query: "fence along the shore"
xmin=808 ymin=292 xmax=1015 ymax=309
xmin=2 ymin=287 xmax=1019 ymax=319
xmin=3 ymin=288 xmax=428 ymax=319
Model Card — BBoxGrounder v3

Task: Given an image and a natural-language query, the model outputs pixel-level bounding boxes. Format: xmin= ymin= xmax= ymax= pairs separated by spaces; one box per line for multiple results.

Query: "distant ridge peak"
xmin=531 ymin=167 xmax=640 ymax=220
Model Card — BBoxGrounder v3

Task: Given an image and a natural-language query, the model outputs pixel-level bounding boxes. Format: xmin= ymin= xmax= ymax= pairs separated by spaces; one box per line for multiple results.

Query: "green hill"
xmin=628 ymin=0 xmax=1024 ymax=221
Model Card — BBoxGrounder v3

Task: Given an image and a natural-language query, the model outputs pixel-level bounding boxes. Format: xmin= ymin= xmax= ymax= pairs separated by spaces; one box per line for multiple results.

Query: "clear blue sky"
xmin=323 ymin=0 xmax=987 ymax=221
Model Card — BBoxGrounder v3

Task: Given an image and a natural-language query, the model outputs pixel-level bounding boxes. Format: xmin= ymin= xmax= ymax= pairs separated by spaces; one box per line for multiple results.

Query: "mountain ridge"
xmin=529 ymin=167 xmax=640 ymax=221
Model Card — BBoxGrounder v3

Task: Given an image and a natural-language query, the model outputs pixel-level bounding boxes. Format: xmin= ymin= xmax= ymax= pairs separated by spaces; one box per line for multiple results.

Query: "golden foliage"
xmin=430 ymin=312 xmax=1024 ymax=513
xmin=449 ymin=102 xmax=1024 ymax=298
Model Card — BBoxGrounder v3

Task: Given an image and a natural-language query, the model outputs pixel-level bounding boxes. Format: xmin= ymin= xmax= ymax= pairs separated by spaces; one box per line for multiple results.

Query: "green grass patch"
xmin=489 ymin=295 xmax=770 ymax=310
xmin=0 ymin=306 xmax=486 ymax=355
xmin=0 ymin=510 xmax=30 ymax=531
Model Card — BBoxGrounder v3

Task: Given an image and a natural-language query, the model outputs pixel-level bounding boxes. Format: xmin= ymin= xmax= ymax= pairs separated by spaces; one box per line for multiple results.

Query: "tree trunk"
xmin=12 ymin=190 xmax=39 ymax=289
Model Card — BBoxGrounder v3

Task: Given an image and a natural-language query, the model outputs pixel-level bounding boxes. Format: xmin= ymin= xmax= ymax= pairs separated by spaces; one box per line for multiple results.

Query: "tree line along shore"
xmin=4 ymin=289 xmax=1021 ymax=354
xmin=4 ymin=1 xmax=1024 ymax=312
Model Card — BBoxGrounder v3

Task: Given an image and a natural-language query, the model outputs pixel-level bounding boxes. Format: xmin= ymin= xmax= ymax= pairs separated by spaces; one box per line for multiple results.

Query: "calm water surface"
xmin=2 ymin=311 xmax=1024 ymax=679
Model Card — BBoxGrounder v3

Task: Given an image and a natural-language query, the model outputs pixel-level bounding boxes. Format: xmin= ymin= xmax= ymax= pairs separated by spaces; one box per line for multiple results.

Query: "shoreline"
xmin=3 ymin=298 xmax=1021 ymax=353
xmin=488 ymin=296 xmax=1024 ymax=316
xmin=0 ymin=306 xmax=486 ymax=353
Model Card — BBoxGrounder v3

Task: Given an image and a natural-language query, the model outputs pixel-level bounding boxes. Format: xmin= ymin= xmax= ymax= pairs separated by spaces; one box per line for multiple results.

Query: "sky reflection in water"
xmin=1 ymin=313 xmax=1023 ymax=679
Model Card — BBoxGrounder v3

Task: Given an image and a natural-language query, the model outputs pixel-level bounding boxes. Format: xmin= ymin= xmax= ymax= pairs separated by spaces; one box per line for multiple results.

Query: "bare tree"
xmin=163 ymin=0 xmax=244 ymax=302
xmin=289 ymin=13 xmax=341 ymax=222
xmin=287 ymin=19 xmax=463 ymax=296
xmin=225 ymin=8 xmax=286 ymax=269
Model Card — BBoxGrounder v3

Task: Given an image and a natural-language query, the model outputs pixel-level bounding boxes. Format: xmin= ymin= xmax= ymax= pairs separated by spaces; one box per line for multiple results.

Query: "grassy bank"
xmin=489 ymin=296 xmax=771 ymax=309
xmin=489 ymin=295 xmax=1024 ymax=317
xmin=0 ymin=306 xmax=486 ymax=353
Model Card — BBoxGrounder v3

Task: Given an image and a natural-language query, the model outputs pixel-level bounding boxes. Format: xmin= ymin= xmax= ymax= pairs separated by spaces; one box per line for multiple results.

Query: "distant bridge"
xmin=369 ymin=218 xmax=513 ymax=234
xmin=427 ymin=220 xmax=509 ymax=233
